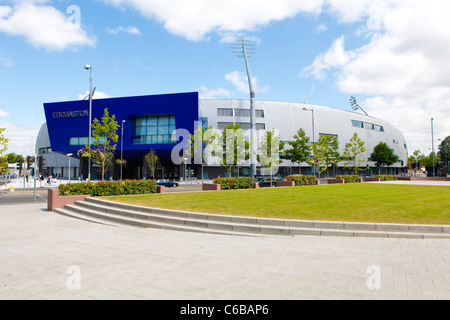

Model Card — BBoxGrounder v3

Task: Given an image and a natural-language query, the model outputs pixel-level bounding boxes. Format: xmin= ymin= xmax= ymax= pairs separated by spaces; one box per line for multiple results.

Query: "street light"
xmin=67 ymin=153 xmax=73 ymax=182
xmin=183 ymin=157 xmax=188 ymax=183
xmin=84 ymin=64 xmax=93 ymax=181
xmin=120 ymin=120 xmax=126 ymax=181
xmin=232 ymin=39 xmax=257 ymax=178
xmin=303 ymin=106 xmax=316 ymax=177
xmin=431 ymin=117 xmax=435 ymax=177
xmin=302 ymin=107 xmax=315 ymax=143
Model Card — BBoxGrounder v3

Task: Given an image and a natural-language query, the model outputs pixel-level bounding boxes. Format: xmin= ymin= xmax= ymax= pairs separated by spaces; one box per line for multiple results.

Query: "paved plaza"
xmin=1 ymin=201 xmax=449 ymax=300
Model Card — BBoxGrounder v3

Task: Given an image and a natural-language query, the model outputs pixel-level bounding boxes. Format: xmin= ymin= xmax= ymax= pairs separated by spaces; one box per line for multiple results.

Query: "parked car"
xmin=155 ymin=179 xmax=179 ymax=188
xmin=254 ymin=177 xmax=285 ymax=188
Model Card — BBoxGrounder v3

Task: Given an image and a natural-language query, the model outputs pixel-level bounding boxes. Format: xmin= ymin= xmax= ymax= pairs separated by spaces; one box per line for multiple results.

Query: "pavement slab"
xmin=0 ymin=202 xmax=449 ymax=300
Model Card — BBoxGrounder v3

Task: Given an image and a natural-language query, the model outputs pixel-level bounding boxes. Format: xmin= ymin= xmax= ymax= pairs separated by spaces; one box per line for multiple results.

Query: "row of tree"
xmin=185 ymin=123 xmax=401 ymax=181
xmin=0 ymin=128 xmax=9 ymax=173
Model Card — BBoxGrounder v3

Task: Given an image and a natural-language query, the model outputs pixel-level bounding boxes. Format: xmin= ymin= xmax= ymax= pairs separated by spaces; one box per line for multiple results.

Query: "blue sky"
xmin=0 ymin=0 xmax=449 ymax=155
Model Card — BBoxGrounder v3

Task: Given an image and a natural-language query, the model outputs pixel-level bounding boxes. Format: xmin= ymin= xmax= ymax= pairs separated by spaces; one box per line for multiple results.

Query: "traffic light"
xmin=16 ymin=159 xmax=23 ymax=173
xmin=26 ymin=156 xmax=35 ymax=170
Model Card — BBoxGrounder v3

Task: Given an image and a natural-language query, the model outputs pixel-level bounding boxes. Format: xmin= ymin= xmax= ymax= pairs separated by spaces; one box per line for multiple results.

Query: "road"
xmin=0 ymin=189 xmax=48 ymax=205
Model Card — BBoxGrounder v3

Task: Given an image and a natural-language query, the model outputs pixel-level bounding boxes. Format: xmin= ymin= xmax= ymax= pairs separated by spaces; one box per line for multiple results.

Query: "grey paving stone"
xmin=1 ymin=202 xmax=450 ymax=300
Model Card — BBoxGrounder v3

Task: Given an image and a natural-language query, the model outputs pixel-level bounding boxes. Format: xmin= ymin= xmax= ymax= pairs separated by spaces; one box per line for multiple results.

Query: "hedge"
xmin=213 ymin=177 xmax=255 ymax=190
xmin=336 ymin=175 xmax=361 ymax=183
xmin=374 ymin=175 xmax=398 ymax=181
xmin=59 ymin=180 xmax=157 ymax=197
xmin=285 ymin=175 xmax=317 ymax=186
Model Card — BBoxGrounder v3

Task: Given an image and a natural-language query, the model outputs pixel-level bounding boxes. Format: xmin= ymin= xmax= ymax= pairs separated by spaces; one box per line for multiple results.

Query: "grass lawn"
xmin=103 ymin=184 xmax=450 ymax=225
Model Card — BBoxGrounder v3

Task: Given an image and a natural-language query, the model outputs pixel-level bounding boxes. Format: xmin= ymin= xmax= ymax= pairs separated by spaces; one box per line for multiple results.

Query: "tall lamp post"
xmin=302 ymin=107 xmax=316 ymax=144
xmin=67 ymin=153 xmax=73 ymax=182
xmin=431 ymin=117 xmax=435 ymax=177
xmin=84 ymin=64 xmax=93 ymax=181
xmin=303 ymin=106 xmax=316 ymax=177
xmin=232 ymin=39 xmax=257 ymax=178
xmin=120 ymin=120 xmax=126 ymax=181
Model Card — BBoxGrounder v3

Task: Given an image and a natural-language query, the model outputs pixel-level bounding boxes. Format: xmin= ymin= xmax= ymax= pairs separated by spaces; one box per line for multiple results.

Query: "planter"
xmin=327 ymin=179 xmax=345 ymax=184
xmin=364 ymin=177 xmax=381 ymax=182
xmin=203 ymin=183 xmax=221 ymax=191
xmin=48 ymin=188 xmax=90 ymax=212
xmin=276 ymin=181 xmax=295 ymax=187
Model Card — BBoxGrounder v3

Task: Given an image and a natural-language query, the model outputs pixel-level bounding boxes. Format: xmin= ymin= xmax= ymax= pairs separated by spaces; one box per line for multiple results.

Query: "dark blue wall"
xmin=43 ymin=92 xmax=199 ymax=164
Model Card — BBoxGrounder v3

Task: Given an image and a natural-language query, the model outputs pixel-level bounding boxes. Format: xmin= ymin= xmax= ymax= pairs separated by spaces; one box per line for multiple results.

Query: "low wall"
xmin=364 ymin=177 xmax=381 ymax=182
xmin=48 ymin=188 xmax=90 ymax=212
xmin=203 ymin=183 xmax=221 ymax=191
xmin=328 ymin=179 xmax=345 ymax=184
xmin=276 ymin=181 xmax=295 ymax=187
xmin=157 ymin=185 xmax=165 ymax=194
xmin=398 ymin=177 xmax=450 ymax=181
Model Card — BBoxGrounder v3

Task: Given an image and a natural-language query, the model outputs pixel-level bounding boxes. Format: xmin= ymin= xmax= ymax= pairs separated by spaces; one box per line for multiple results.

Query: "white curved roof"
xmin=35 ymin=123 xmax=50 ymax=154
xmin=199 ymin=99 xmax=408 ymax=167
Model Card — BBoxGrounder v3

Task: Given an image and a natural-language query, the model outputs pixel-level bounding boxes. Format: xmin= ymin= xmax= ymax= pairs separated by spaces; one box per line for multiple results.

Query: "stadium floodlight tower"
xmin=232 ymin=39 xmax=257 ymax=178
xmin=350 ymin=96 xmax=369 ymax=117
xmin=84 ymin=64 xmax=94 ymax=180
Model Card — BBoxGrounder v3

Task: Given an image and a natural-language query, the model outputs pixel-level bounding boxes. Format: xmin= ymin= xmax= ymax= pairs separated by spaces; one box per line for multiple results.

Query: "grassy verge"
xmin=103 ymin=184 xmax=450 ymax=225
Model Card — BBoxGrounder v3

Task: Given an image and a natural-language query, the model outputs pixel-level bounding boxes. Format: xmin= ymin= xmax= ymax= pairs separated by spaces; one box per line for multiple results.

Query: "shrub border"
xmin=285 ymin=175 xmax=317 ymax=186
xmin=59 ymin=180 xmax=157 ymax=197
xmin=213 ymin=177 xmax=255 ymax=190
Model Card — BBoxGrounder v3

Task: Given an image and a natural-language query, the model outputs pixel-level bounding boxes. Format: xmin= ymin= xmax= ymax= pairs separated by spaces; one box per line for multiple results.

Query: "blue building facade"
xmin=43 ymin=92 xmax=199 ymax=179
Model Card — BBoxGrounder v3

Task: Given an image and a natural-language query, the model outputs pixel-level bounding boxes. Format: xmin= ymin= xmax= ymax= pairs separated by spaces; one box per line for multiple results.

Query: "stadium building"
xmin=37 ymin=92 xmax=408 ymax=180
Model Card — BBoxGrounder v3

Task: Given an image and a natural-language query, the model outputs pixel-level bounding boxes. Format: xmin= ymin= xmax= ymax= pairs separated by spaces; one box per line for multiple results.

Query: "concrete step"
xmin=53 ymin=197 xmax=450 ymax=239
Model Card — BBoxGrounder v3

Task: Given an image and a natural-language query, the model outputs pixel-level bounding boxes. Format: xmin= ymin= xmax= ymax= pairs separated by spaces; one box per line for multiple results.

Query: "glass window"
xmin=235 ymin=109 xmax=250 ymax=117
xmin=158 ymin=116 xmax=169 ymax=126
xmin=69 ymin=137 xmax=79 ymax=146
xmin=136 ymin=126 xmax=146 ymax=135
xmin=352 ymin=120 xmax=364 ymax=128
xmin=218 ymin=108 xmax=233 ymax=117
xmin=134 ymin=114 xmax=176 ymax=145
xmin=147 ymin=126 xmax=157 ymax=136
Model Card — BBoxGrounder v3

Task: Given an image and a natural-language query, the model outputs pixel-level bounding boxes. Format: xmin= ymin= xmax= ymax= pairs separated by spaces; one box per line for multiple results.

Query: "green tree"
xmin=408 ymin=150 xmax=422 ymax=170
xmin=219 ymin=123 xmax=250 ymax=177
xmin=322 ymin=135 xmax=340 ymax=177
xmin=308 ymin=135 xmax=330 ymax=179
xmin=82 ymin=108 xmax=119 ymax=181
xmin=342 ymin=133 xmax=367 ymax=175
xmin=258 ymin=129 xmax=285 ymax=187
xmin=438 ymin=136 xmax=449 ymax=170
xmin=144 ymin=149 xmax=161 ymax=180
xmin=0 ymin=128 xmax=8 ymax=156
xmin=185 ymin=125 xmax=219 ymax=184
xmin=0 ymin=156 xmax=8 ymax=174
xmin=0 ymin=128 xmax=8 ymax=173
xmin=370 ymin=142 xmax=399 ymax=174
xmin=6 ymin=153 xmax=19 ymax=163
xmin=284 ymin=128 xmax=312 ymax=174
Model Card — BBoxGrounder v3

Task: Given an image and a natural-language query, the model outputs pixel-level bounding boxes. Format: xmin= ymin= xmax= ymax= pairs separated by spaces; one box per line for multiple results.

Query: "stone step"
xmin=53 ymin=197 xmax=450 ymax=239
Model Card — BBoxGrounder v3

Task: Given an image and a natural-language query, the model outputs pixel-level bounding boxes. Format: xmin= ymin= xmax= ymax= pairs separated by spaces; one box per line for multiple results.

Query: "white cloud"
xmin=0 ymin=121 xmax=39 ymax=155
xmin=99 ymin=0 xmax=324 ymax=41
xmin=0 ymin=50 xmax=13 ymax=68
xmin=198 ymin=86 xmax=233 ymax=99
xmin=106 ymin=26 xmax=142 ymax=36
xmin=225 ymin=70 xmax=269 ymax=94
xmin=304 ymin=0 xmax=450 ymax=154
xmin=316 ymin=23 xmax=328 ymax=33
xmin=77 ymin=90 xmax=111 ymax=101
xmin=0 ymin=109 xmax=9 ymax=118
xmin=302 ymin=36 xmax=354 ymax=80
xmin=0 ymin=0 xmax=96 ymax=51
